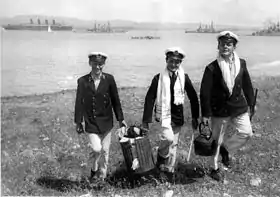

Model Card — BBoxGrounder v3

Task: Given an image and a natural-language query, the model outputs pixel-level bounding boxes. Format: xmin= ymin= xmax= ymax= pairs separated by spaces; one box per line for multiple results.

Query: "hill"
xmin=0 ymin=15 xmax=261 ymax=31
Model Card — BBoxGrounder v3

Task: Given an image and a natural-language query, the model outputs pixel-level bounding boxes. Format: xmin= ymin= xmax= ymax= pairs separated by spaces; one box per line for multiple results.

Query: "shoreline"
xmin=0 ymin=86 xmax=148 ymax=100
xmin=1 ymin=75 xmax=280 ymax=100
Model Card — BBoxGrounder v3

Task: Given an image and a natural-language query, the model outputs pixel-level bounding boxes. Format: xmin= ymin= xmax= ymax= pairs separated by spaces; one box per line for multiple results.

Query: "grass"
xmin=1 ymin=76 xmax=280 ymax=196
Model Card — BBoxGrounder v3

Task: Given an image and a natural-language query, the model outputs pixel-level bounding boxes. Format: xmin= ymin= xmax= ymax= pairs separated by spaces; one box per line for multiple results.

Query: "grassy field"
xmin=1 ymin=76 xmax=280 ymax=197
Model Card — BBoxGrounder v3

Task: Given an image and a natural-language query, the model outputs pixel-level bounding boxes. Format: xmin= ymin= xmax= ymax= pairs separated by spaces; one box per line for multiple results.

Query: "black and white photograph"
xmin=1 ymin=0 xmax=280 ymax=196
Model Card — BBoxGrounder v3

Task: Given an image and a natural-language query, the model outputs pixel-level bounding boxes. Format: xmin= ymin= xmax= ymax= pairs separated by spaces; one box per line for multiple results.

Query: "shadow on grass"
xmin=176 ymin=162 xmax=206 ymax=179
xmin=106 ymin=161 xmax=205 ymax=189
xmin=37 ymin=175 xmax=116 ymax=192
xmin=36 ymin=161 xmax=206 ymax=192
xmin=36 ymin=176 xmax=85 ymax=192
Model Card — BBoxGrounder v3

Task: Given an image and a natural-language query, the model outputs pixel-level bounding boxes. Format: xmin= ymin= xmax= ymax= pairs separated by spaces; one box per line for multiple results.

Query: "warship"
xmin=252 ymin=20 xmax=280 ymax=36
xmin=2 ymin=18 xmax=73 ymax=31
xmin=185 ymin=21 xmax=219 ymax=33
xmin=87 ymin=21 xmax=128 ymax=33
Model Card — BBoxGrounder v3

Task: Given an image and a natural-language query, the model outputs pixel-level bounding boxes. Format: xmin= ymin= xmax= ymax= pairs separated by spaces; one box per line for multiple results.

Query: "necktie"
xmin=170 ymin=72 xmax=177 ymax=88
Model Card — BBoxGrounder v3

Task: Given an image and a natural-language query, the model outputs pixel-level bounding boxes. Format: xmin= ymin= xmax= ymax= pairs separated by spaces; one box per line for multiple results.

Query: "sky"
xmin=0 ymin=0 xmax=280 ymax=26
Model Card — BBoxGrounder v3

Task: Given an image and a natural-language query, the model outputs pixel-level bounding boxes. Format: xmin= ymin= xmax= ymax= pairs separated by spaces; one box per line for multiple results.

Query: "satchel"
xmin=193 ymin=122 xmax=216 ymax=156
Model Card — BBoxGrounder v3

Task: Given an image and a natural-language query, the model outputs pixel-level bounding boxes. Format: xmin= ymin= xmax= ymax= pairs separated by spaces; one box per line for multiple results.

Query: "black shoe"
xmin=156 ymin=154 xmax=169 ymax=170
xmin=209 ymin=168 xmax=223 ymax=181
xmin=89 ymin=169 xmax=98 ymax=183
xmin=220 ymin=145 xmax=232 ymax=169
xmin=158 ymin=171 xmax=174 ymax=183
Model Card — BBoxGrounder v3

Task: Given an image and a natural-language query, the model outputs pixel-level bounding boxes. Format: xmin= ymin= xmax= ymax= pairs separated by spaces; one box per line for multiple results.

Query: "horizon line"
xmin=0 ymin=14 xmax=264 ymax=27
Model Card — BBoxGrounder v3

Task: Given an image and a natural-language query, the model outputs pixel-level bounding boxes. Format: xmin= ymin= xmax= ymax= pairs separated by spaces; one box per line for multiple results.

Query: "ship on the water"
xmin=87 ymin=21 xmax=128 ymax=33
xmin=252 ymin=20 xmax=280 ymax=36
xmin=2 ymin=18 xmax=73 ymax=31
xmin=185 ymin=21 xmax=219 ymax=33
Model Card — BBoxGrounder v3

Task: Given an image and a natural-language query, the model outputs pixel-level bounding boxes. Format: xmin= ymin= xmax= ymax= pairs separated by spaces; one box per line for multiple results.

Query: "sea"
xmin=1 ymin=29 xmax=280 ymax=97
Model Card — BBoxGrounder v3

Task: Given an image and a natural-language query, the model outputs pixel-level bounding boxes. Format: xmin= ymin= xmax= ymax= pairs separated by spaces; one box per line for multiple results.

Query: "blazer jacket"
xmin=142 ymin=73 xmax=200 ymax=126
xmin=200 ymin=58 xmax=254 ymax=118
xmin=74 ymin=72 xmax=124 ymax=134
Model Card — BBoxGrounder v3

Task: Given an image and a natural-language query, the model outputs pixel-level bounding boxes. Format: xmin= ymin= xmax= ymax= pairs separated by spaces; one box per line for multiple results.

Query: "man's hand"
xmin=141 ymin=122 xmax=149 ymax=136
xmin=142 ymin=122 xmax=149 ymax=130
xmin=117 ymin=120 xmax=127 ymax=138
xmin=76 ymin=123 xmax=84 ymax=134
xmin=119 ymin=120 xmax=127 ymax=128
xmin=191 ymin=118 xmax=199 ymax=130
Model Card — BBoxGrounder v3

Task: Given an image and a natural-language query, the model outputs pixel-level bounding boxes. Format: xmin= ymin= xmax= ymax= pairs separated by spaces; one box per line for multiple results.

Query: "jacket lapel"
xmin=232 ymin=64 xmax=243 ymax=90
xmin=215 ymin=61 xmax=231 ymax=96
xmin=87 ymin=73 xmax=96 ymax=93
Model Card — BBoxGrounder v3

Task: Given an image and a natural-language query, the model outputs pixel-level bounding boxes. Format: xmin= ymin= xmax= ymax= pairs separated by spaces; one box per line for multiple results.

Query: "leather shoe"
xmin=220 ymin=145 xmax=232 ymax=169
xmin=156 ymin=154 xmax=169 ymax=170
xmin=209 ymin=168 xmax=223 ymax=181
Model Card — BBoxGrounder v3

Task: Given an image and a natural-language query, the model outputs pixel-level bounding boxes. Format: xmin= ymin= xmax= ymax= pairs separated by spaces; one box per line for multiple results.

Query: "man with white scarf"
xmin=142 ymin=47 xmax=200 ymax=181
xmin=200 ymin=31 xmax=255 ymax=181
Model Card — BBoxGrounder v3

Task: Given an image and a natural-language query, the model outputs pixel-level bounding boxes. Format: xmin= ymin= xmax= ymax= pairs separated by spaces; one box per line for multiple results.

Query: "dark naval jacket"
xmin=200 ymin=59 xmax=254 ymax=118
xmin=142 ymin=73 xmax=200 ymax=126
xmin=74 ymin=72 xmax=124 ymax=134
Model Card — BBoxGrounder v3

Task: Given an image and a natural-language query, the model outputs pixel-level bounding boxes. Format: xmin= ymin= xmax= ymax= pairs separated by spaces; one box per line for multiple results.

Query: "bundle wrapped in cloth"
xmin=118 ymin=125 xmax=155 ymax=174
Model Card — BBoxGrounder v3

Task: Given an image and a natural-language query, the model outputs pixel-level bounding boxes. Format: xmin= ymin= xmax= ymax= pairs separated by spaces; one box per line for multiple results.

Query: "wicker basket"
xmin=120 ymin=136 xmax=155 ymax=174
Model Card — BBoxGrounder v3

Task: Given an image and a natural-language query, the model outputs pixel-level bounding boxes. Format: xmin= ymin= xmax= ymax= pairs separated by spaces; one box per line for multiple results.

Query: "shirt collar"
xmin=89 ymin=72 xmax=105 ymax=82
xmin=218 ymin=52 xmax=235 ymax=63
xmin=168 ymin=70 xmax=178 ymax=77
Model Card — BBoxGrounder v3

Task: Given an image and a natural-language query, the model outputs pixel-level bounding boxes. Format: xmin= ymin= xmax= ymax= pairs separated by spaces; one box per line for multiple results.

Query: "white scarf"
xmin=217 ymin=51 xmax=240 ymax=95
xmin=155 ymin=66 xmax=185 ymax=128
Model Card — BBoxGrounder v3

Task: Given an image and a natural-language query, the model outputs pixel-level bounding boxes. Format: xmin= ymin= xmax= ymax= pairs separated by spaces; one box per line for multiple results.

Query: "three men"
xmin=75 ymin=31 xmax=255 ymax=183
xmin=74 ymin=52 xmax=127 ymax=181
xmin=200 ymin=31 xmax=255 ymax=181
xmin=142 ymin=47 xmax=200 ymax=178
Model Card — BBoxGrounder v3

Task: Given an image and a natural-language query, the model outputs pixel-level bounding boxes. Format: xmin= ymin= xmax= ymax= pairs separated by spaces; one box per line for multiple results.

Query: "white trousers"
xmin=87 ymin=130 xmax=112 ymax=179
xmin=158 ymin=125 xmax=182 ymax=172
xmin=211 ymin=112 xmax=253 ymax=170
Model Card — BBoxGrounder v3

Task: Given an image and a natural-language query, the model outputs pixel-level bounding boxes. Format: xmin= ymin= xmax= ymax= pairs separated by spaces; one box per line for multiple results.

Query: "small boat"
xmin=47 ymin=25 xmax=52 ymax=32
xmin=130 ymin=36 xmax=160 ymax=40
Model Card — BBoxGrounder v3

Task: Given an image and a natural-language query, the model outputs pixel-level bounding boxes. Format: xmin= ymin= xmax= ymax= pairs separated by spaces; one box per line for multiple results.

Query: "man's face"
xmin=218 ymin=39 xmax=236 ymax=58
xmin=89 ymin=60 xmax=105 ymax=75
xmin=166 ymin=56 xmax=182 ymax=72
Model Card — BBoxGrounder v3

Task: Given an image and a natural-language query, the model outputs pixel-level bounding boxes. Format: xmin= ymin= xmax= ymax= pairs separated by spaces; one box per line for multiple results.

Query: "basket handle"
xmin=199 ymin=122 xmax=212 ymax=140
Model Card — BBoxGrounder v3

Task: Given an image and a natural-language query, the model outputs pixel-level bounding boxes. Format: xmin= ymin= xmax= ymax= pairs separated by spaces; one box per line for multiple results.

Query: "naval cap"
xmin=88 ymin=52 xmax=108 ymax=61
xmin=165 ymin=47 xmax=186 ymax=59
xmin=217 ymin=31 xmax=239 ymax=43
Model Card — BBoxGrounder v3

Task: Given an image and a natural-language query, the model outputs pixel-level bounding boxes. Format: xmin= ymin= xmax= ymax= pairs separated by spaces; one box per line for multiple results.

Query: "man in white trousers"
xmin=200 ymin=31 xmax=255 ymax=181
xmin=74 ymin=52 xmax=127 ymax=182
xmin=142 ymin=47 xmax=200 ymax=182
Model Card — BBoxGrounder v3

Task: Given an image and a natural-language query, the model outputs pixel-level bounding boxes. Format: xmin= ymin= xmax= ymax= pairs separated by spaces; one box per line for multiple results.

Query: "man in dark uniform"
xmin=74 ymin=52 xmax=127 ymax=181
xmin=142 ymin=47 xmax=199 ymax=179
xmin=200 ymin=31 xmax=255 ymax=181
